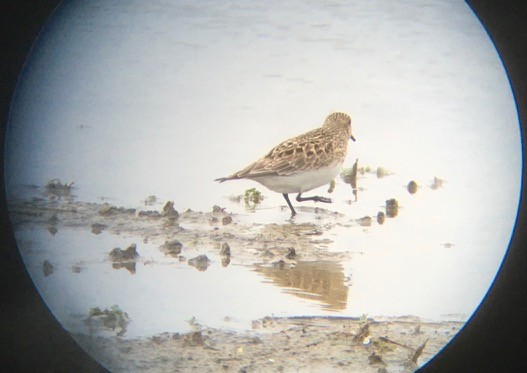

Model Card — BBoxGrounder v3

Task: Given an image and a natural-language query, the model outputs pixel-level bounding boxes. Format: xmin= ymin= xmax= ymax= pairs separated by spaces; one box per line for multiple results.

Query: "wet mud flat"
xmin=8 ymin=196 xmax=459 ymax=371
xmin=8 ymin=197 xmax=363 ymax=265
xmin=73 ymin=316 xmax=462 ymax=372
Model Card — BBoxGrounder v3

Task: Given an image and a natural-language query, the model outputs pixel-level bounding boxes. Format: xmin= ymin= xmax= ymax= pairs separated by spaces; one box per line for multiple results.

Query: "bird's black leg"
xmin=283 ymin=193 xmax=297 ymax=217
xmin=296 ymin=193 xmax=332 ymax=204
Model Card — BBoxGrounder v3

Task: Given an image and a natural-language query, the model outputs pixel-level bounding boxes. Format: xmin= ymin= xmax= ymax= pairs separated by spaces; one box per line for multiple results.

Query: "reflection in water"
xmin=109 ymin=244 xmax=139 ymax=274
xmin=112 ymin=262 xmax=136 ymax=274
xmin=47 ymin=214 xmax=58 ymax=235
xmin=254 ymin=261 xmax=348 ymax=311
xmin=220 ymin=243 xmax=231 ymax=267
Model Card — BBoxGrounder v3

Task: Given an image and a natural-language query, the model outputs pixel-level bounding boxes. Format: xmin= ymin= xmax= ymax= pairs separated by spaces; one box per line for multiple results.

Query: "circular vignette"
xmin=0 ymin=1 xmax=526 ymax=372
xmin=1 ymin=1 xmax=106 ymax=372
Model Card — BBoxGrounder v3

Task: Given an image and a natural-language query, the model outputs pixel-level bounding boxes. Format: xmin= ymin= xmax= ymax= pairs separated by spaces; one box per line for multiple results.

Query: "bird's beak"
xmin=350 ymin=134 xmax=356 ymax=142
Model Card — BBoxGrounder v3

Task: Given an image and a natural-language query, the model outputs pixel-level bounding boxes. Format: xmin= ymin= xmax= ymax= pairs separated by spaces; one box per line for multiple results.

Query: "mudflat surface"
xmin=9 ymin=196 xmax=463 ymax=371
xmin=74 ymin=315 xmax=461 ymax=372
xmin=9 ymin=197 xmax=359 ymax=264
xmin=74 ymin=317 xmax=463 ymax=372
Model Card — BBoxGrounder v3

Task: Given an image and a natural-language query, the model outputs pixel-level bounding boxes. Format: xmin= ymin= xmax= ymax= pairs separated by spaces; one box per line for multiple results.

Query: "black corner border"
xmin=423 ymin=1 xmax=527 ymax=370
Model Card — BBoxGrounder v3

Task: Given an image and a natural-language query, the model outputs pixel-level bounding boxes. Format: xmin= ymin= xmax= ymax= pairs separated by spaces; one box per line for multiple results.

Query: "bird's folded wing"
xmin=235 ymin=132 xmax=327 ymax=178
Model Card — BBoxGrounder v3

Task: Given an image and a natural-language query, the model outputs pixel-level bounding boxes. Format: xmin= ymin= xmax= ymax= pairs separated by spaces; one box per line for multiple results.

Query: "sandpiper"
xmin=215 ymin=112 xmax=355 ymax=216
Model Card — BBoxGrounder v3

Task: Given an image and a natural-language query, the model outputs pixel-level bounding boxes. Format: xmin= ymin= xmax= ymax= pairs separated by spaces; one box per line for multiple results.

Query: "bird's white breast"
xmin=252 ymin=164 xmax=343 ymax=194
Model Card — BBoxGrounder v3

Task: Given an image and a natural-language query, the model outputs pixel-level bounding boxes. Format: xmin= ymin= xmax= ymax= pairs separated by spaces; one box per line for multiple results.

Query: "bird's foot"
xmin=296 ymin=194 xmax=332 ymax=204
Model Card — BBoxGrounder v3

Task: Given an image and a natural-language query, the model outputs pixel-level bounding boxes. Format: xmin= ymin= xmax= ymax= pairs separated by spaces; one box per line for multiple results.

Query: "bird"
xmin=215 ymin=112 xmax=355 ymax=216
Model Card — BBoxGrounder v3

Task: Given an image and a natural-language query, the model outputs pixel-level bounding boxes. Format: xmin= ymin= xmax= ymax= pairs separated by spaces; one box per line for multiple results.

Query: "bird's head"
xmin=323 ymin=112 xmax=355 ymax=141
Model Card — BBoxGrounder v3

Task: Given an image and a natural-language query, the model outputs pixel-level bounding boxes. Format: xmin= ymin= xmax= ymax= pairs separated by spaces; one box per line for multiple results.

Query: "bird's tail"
xmin=215 ymin=176 xmax=235 ymax=183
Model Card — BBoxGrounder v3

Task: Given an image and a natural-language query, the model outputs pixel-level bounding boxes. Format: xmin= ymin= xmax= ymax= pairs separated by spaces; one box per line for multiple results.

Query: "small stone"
xmin=407 ymin=180 xmax=418 ymax=194
xmin=188 ymin=255 xmax=211 ymax=271
xmin=162 ymin=201 xmax=179 ymax=218
xmin=212 ymin=205 xmax=224 ymax=213
xmin=91 ymin=223 xmax=108 ymax=235
xmin=163 ymin=240 xmax=183 ymax=255
xmin=109 ymin=243 xmax=139 ymax=262
xmin=222 ymin=216 xmax=233 ymax=225
xmin=43 ymin=260 xmax=54 ymax=276
xmin=377 ymin=211 xmax=386 ymax=225
xmin=71 ymin=265 xmax=82 ymax=273
xmin=285 ymin=248 xmax=296 ymax=259
xmin=385 ymin=198 xmax=399 ymax=218
xmin=358 ymin=216 xmax=372 ymax=227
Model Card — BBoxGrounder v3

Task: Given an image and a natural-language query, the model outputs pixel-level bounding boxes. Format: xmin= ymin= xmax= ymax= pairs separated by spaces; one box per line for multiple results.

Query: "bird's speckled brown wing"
xmin=228 ymin=128 xmax=340 ymax=180
xmin=215 ymin=111 xmax=352 ymax=184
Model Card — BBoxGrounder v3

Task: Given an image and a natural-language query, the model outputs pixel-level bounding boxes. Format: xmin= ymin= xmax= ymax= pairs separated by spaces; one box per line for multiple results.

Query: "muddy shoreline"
xmin=8 ymin=197 xmax=361 ymax=265
xmin=73 ymin=315 xmax=462 ymax=372
xmin=9 ymin=197 xmax=462 ymax=371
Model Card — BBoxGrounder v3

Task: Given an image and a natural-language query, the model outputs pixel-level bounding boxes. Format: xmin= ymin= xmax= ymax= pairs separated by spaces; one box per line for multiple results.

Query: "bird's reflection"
xmin=254 ymin=260 xmax=348 ymax=311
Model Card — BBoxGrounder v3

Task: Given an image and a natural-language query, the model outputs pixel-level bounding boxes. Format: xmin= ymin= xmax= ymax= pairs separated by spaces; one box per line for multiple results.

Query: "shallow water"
xmin=16 ymin=226 xmax=351 ymax=338
xmin=4 ymin=0 xmax=521 ymax=343
xmin=13 ymin=173 xmax=486 ymax=339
